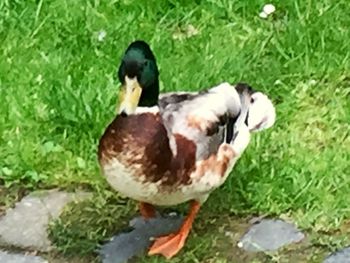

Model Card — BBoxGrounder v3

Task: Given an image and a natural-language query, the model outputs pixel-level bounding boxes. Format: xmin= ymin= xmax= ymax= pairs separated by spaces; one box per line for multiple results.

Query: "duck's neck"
xmin=138 ymin=83 xmax=159 ymax=107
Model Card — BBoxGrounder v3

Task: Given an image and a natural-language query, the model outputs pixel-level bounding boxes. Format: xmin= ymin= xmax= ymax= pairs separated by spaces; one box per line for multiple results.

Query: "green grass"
xmin=1 ymin=0 xmax=350 ymax=261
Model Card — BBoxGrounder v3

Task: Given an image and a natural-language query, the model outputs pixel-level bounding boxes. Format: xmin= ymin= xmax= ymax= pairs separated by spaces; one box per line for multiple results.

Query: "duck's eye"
xmin=143 ymin=60 xmax=148 ymax=67
xmin=250 ymin=98 xmax=255 ymax=103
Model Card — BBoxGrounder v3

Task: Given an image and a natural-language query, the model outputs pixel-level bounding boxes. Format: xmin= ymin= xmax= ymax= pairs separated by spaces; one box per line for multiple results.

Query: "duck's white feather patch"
xmin=135 ymin=106 xmax=159 ymax=114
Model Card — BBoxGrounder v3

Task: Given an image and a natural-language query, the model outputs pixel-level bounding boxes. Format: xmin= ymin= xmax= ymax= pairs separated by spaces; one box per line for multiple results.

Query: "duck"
xmin=98 ymin=40 xmax=276 ymax=259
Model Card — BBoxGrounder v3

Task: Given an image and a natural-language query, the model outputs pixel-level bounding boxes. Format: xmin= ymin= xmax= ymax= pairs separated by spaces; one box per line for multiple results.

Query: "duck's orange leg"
xmin=139 ymin=202 xmax=157 ymax=219
xmin=148 ymin=200 xmax=200 ymax=259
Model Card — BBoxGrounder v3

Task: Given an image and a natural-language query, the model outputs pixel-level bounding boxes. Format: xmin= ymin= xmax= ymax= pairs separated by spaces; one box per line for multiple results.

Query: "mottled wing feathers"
xmin=158 ymin=92 xmax=197 ymax=110
xmin=159 ymin=83 xmax=242 ymax=160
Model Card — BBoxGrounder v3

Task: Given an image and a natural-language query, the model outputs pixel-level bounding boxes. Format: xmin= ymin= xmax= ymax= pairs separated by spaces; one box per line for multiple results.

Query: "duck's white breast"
xmin=102 ymin=156 xmax=234 ymax=206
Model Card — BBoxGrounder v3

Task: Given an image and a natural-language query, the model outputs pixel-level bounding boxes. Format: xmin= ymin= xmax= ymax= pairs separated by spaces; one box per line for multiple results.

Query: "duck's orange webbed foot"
xmin=139 ymin=202 xmax=157 ymax=219
xmin=148 ymin=200 xmax=201 ymax=259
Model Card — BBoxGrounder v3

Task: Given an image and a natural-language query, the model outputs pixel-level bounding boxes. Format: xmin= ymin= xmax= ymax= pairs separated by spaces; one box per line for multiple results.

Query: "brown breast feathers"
xmin=98 ymin=113 xmax=196 ymax=186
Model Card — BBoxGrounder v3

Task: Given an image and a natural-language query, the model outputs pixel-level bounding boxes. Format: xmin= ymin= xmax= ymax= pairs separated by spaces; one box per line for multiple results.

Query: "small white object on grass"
xmin=259 ymin=11 xmax=268 ymax=19
xmin=259 ymin=3 xmax=276 ymax=19
xmin=97 ymin=30 xmax=107 ymax=42
xmin=237 ymin=241 xmax=243 ymax=248
xmin=309 ymin=79 xmax=317 ymax=86
xmin=263 ymin=4 xmax=276 ymax=15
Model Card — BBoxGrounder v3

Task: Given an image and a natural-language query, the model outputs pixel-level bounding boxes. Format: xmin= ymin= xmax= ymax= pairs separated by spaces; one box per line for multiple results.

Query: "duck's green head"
xmin=117 ymin=40 xmax=159 ymax=116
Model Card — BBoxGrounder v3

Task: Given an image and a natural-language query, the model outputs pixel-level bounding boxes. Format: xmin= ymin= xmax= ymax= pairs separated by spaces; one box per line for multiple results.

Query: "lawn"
xmin=1 ymin=0 xmax=350 ymax=262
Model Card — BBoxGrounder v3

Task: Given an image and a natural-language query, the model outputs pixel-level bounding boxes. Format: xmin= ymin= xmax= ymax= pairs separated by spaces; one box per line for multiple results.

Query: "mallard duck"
xmin=98 ymin=40 xmax=276 ymax=259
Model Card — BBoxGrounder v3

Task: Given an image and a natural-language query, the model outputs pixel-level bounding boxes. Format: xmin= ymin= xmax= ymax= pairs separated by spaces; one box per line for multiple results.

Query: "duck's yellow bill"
xmin=118 ymin=76 xmax=142 ymax=116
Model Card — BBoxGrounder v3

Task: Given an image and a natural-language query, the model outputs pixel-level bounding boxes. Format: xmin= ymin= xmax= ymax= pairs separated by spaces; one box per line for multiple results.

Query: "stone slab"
xmin=0 ymin=189 xmax=91 ymax=251
xmin=0 ymin=250 xmax=47 ymax=263
xmin=324 ymin=247 xmax=350 ymax=263
xmin=238 ymin=219 xmax=305 ymax=252
xmin=99 ymin=214 xmax=183 ymax=263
